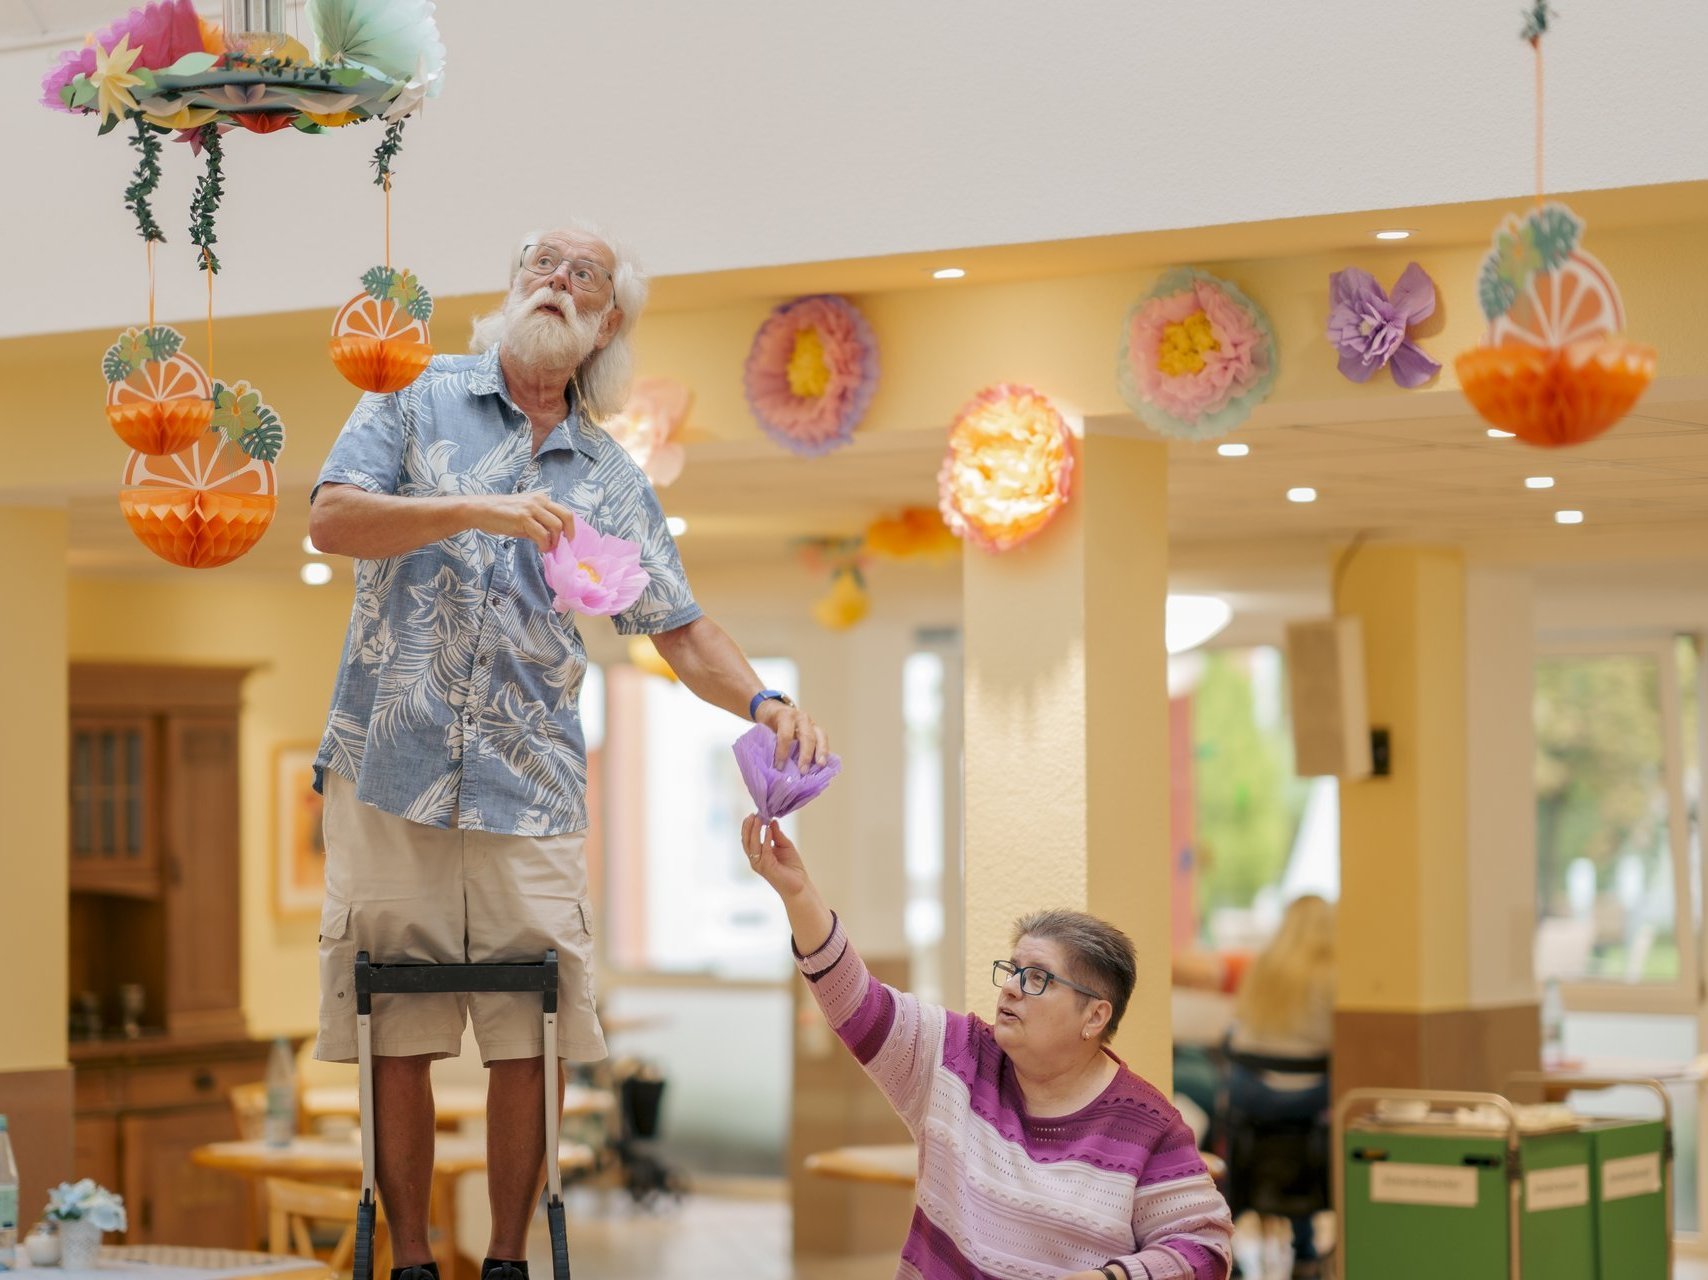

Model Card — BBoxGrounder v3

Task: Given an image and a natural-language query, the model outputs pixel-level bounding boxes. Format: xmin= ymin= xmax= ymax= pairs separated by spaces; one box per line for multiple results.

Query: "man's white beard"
xmin=501 ymin=286 xmax=603 ymax=377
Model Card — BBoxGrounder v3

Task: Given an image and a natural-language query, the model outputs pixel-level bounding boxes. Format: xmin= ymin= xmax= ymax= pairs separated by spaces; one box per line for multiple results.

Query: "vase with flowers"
xmin=46 ymin=1179 xmax=127 ymax=1269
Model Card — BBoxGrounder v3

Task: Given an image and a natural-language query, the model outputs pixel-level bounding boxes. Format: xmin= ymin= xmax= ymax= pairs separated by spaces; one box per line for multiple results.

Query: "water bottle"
xmin=0 ymin=1114 xmax=19 ymax=1271
xmin=263 ymin=1038 xmax=298 ymax=1148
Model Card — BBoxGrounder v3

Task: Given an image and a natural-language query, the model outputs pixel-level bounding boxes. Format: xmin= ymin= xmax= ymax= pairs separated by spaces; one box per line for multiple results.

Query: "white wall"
xmin=8 ymin=0 xmax=1707 ymax=338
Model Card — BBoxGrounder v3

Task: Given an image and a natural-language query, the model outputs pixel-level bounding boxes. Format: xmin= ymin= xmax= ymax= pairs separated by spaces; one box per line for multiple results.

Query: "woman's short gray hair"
xmin=1011 ymin=908 xmax=1137 ymax=1041
xmin=469 ymin=220 xmax=649 ymax=422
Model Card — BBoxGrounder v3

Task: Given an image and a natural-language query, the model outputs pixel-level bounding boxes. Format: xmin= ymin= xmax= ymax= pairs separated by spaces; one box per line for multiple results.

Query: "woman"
xmin=1225 ymin=895 xmax=1335 ymax=1280
xmin=742 ymin=816 xmax=1232 ymax=1280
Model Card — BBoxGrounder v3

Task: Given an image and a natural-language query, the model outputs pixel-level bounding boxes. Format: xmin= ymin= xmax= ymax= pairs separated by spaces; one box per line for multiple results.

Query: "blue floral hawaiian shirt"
xmin=312 ymin=347 xmax=701 ymax=836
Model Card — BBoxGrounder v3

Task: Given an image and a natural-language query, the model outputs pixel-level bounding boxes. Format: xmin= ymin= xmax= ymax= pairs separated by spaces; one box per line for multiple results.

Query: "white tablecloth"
xmin=16 ymin=1244 xmax=320 ymax=1280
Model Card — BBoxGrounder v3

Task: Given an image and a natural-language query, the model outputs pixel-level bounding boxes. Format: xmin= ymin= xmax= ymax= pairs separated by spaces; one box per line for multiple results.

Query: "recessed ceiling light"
xmin=932 ymin=267 xmax=966 ymax=280
xmin=301 ymin=562 xmax=333 ymax=586
xmin=1375 ymin=229 xmax=1412 ymax=241
xmin=666 ymin=516 xmax=688 ymax=537
xmin=1555 ymin=510 xmax=1584 ymax=525
xmin=301 ymin=535 xmax=320 ymax=555
xmin=1487 ymin=428 xmax=1516 ymax=438
xmin=1217 ymin=443 xmax=1250 ymax=457
xmin=1525 ymin=476 xmax=1555 ymax=489
xmin=1287 ymin=487 xmax=1318 ymax=504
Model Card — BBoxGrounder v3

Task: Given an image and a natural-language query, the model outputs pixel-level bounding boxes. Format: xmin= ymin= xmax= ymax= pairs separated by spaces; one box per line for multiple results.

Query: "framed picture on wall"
xmin=274 ymin=743 xmax=326 ymax=917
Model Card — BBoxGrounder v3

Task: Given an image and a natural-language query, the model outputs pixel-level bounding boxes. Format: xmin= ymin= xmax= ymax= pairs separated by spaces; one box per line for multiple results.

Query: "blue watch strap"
xmin=749 ymin=689 xmax=788 ymax=721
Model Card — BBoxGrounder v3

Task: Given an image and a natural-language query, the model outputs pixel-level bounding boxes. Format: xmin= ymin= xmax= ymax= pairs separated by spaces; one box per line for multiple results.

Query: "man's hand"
xmin=465 ymin=490 xmax=578 ymax=551
xmin=756 ymin=697 xmax=830 ymax=771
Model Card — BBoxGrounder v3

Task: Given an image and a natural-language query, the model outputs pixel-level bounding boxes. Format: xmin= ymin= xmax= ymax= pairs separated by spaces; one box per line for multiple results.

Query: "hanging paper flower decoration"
xmin=1326 ymin=264 xmax=1441 ymax=388
xmin=41 ymin=0 xmax=214 ymax=114
xmin=1117 ymin=268 xmax=1277 ymax=440
xmin=744 ymin=295 xmax=879 ymax=456
xmin=626 ymin=636 xmax=678 ymax=683
xmin=540 ymin=519 xmax=651 ymax=617
xmin=732 ymin=724 xmax=842 ymax=824
xmin=1455 ymin=203 xmax=1655 ymax=447
xmin=863 ymin=507 xmax=961 ymax=561
xmin=103 ymin=324 xmax=213 ymax=455
xmin=938 ymin=384 xmax=1074 ymax=554
xmin=329 ymin=265 xmax=434 ymax=393
xmin=811 ymin=568 xmax=870 ymax=631
xmin=604 ymin=377 xmax=691 ymax=486
xmin=118 ymin=380 xmax=284 ymax=569
xmin=307 ymin=0 xmax=446 ymax=101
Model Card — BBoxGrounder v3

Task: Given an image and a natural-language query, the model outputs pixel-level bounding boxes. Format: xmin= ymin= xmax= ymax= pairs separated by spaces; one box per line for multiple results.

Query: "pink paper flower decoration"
xmin=1116 ymin=268 xmax=1278 ymax=440
xmin=42 ymin=0 xmax=209 ymax=111
xmin=604 ymin=376 xmax=691 ymax=487
xmin=937 ymin=384 xmax=1075 ymax=554
xmin=540 ymin=518 xmax=650 ymax=617
xmin=743 ymin=294 xmax=879 ymax=456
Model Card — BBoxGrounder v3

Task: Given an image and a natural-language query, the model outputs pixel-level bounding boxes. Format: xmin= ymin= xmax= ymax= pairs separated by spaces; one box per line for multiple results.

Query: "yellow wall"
xmin=0 ymin=508 xmax=69 ymax=1072
xmin=1337 ymin=546 xmax=1471 ymax=1012
xmin=68 ymin=576 xmax=354 ymax=1038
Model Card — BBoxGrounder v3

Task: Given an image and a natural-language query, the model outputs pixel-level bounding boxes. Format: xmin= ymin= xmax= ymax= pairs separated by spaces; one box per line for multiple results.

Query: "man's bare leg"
xmin=486 ymin=1056 xmax=567 ymax=1262
xmin=375 ymin=1054 xmax=438 ymax=1267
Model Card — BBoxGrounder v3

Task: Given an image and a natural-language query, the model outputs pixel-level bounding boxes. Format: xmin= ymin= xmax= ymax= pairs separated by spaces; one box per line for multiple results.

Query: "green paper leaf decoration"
xmin=131 ymin=67 xmax=158 ymax=92
xmin=240 ymin=410 xmax=285 ymax=463
xmin=102 ymin=344 xmax=132 ymax=384
xmin=388 ymin=270 xmax=434 ymax=323
xmin=1477 ymin=259 xmax=1518 ymax=323
xmin=70 ymin=78 xmax=96 ymax=108
xmin=143 ymin=326 xmax=182 ymax=361
xmin=158 ymin=51 xmax=220 ymax=76
xmin=361 ymin=264 xmax=398 ymax=302
xmin=97 ymin=112 xmax=121 ymax=136
xmin=1525 ymin=205 xmax=1582 ymax=272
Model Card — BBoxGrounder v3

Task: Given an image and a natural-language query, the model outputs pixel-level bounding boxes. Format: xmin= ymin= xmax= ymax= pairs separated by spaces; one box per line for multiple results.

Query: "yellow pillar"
xmin=961 ymin=431 xmax=1171 ymax=1085
xmin=1335 ymin=546 xmax=1539 ymax=1094
xmin=0 ymin=505 xmax=72 ymax=1218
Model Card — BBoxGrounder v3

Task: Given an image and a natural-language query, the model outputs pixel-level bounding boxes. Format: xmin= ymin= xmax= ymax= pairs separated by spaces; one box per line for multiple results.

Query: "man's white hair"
xmin=470 ymin=220 xmax=648 ymax=422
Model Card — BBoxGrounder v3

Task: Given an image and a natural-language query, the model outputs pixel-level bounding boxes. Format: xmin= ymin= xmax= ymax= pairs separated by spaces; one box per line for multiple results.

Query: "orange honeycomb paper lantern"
xmin=119 ymin=379 xmax=284 ymax=569
xmin=102 ymin=325 xmax=213 ymax=455
xmin=1456 ymin=203 xmax=1655 ymax=447
xmin=328 ymin=265 xmax=434 ymax=394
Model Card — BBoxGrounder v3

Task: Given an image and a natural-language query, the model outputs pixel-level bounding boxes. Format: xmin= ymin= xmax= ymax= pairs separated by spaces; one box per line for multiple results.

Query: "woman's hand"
xmin=741 ymin=816 xmax=811 ymax=898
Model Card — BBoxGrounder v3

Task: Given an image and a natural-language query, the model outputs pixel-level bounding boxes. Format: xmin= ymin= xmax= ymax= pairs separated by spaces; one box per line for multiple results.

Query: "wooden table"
xmin=803 ymin=1142 xmax=918 ymax=1187
xmin=16 ymin=1243 xmax=328 ymax=1280
xmin=191 ymin=1136 xmax=594 ymax=1280
xmin=301 ymin=1083 xmax=613 ymax=1127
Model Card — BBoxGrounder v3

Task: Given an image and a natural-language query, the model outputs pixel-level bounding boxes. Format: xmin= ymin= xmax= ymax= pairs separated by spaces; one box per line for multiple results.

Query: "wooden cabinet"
xmin=68 ymin=665 xmax=266 ymax=1250
xmin=74 ymin=1039 xmax=270 ymax=1249
xmin=68 ymin=664 xmax=249 ymax=1038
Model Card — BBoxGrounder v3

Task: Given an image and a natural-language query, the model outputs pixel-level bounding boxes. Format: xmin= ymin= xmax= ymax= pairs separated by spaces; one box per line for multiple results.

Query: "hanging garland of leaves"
xmin=189 ymin=125 xmax=227 ymax=274
xmin=370 ymin=119 xmax=406 ymax=187
xmin=122 ymin=113 xmax=165 ymax=244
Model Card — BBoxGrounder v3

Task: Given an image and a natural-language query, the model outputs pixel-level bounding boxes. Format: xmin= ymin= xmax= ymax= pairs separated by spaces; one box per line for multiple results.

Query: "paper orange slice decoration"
xmin=102 ymin=325 xmax=214 ymax=456
xmin=1457 ymin=204 xmax=1654 ymax=448
xmin=119 ymin=379 xmax=285 ymax=569
xmin=328 ymin=265 xmax=434 ymax=394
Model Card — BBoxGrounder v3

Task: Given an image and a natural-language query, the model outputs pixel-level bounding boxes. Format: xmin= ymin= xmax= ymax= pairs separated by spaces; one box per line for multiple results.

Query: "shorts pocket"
xmin=318 ymin=894 xmax=356 ymax=1014
xmin=578 ymin=900 xmax=594 ymax=939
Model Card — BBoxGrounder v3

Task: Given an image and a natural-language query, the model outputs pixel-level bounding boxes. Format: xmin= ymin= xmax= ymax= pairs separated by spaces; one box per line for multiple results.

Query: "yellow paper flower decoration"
xmin=864 ymin=507 xmax=961 ymax=561
xmin=811 ymin=568 xmax=870 ymax=631
xmin=89 ymin=35 xmax=145 ymax=123
xmin=626 ymin=636 xmax=678 ymax=682
xmin=937 ymin=384 xmax=1075 ymax=553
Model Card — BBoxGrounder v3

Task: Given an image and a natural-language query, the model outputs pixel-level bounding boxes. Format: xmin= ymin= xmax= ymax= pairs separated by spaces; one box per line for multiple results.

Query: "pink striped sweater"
xmin=798 ymin=919 xmax=1233 ymax=1280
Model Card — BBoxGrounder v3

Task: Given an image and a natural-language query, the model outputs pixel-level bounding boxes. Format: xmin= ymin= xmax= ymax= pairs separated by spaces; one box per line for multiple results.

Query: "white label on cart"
xmin=1370 ymin=1163 xmax=1479 ymax=1208
xmin=1525 ymin=1165 xmax=1589 ymax=1212
xmin=1602 ymin=1153 xmax=1663 ymax=1201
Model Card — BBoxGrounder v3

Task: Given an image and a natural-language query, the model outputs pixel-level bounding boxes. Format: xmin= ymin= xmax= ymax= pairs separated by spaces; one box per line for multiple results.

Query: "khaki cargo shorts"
xmin=313 ymin=772 xmax=607 ymax=1065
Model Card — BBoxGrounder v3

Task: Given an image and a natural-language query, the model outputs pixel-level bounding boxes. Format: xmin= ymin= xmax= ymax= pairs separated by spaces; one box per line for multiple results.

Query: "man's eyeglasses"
xmin=992 ymin=959 xmax=1105 ymax=1001
xmin=519 ymin=245 xmax=615 ymax=295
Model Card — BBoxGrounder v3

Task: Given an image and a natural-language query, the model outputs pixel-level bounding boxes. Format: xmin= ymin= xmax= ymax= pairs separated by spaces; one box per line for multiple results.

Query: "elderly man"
xmin=307 ymin=224 xmax=827 ymax=1280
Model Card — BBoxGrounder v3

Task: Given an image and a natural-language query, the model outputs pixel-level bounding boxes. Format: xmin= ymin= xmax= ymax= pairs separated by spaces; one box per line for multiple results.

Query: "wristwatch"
xmin=749 ymin=689 xmax=795 ymax=722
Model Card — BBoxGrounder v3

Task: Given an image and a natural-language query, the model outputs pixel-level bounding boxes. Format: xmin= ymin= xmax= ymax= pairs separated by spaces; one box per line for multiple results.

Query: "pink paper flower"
xmin=604 ymin=376 xmax=690 ymax=486
xmin=1116 ymin=268 xmax=1278 ymax=440
xmin=540 ymin=518 xmax=650 ymax=617
xmin=744 ymin=295 xmax=879 ymax=456
xmin=42 ymin=0 xmax=209 ymax=111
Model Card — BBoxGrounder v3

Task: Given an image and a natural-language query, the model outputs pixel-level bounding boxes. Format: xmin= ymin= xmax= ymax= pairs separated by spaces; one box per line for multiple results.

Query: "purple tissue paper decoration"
xmin=733 ymin=723 xmax=842 ymax=824
xmin=1326 ymin=263 xmax=1442 ymax=389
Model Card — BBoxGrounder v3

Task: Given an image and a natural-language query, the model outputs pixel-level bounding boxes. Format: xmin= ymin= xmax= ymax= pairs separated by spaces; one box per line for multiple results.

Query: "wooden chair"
xmin=267 ymin=1177 xmax=390 ymax=1279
